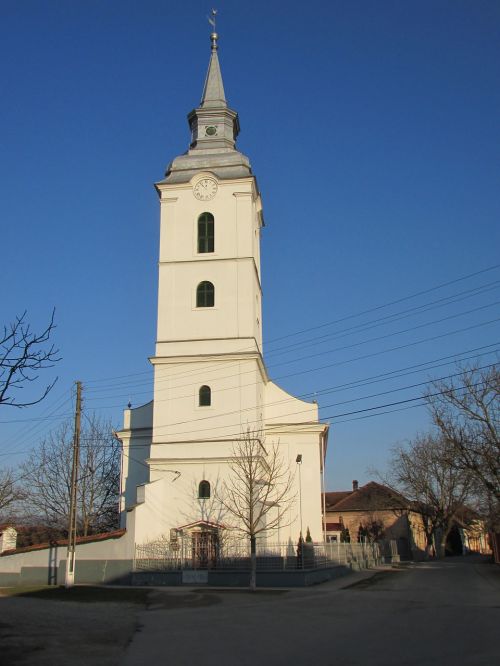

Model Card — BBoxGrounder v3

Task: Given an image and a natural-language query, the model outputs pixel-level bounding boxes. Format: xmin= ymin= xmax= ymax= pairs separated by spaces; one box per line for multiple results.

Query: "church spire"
xmin=160 ymin=18 xmax=252 ymax=184
xmin=200 ymin=31 xmax=227 ymax=109
xmin=183 ymin=25 xmax=241 ymax=154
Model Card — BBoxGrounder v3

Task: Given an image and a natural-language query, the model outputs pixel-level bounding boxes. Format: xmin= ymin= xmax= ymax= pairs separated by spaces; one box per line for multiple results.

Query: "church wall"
xmin=129 ymin=445 xmax=322 ymax=547
xmin=156 ymin=258 xmax=260 ymax=342
xmin=120 ymin=431 xmax=151 ymax=518
xmin=265 ymin=428 xmax=324 ymax=543
xmin=151 ymin=358 xmax=263 ymax=443
xmin=156 ymin=175 xmax=262 ymax=351
xmin=131 ymin=457 xmax=237 ymax=544
xmin=264 ymin=381 xmax=319 ymax=424
xmin=158 ymin=177 xmax=258 ymax=264
xmin=118 ymin=402 xmax=153 ymax=519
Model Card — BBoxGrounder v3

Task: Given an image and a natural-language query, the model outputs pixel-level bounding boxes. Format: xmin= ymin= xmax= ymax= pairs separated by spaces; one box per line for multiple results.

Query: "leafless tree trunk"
xmin=0 ymin=310 xmax=60 ymax=408
xmin=19 ymin=416 xmax=120 ymax=536
xmin=216 ymin=429 xmax=295 ymax=591
xmin=386 ymin=433 xmax=473 ymax=558
xmin=428 ymin=363 xmax=500 ymax=529
xmin=0 ymin=468 xmax=24 ymax=518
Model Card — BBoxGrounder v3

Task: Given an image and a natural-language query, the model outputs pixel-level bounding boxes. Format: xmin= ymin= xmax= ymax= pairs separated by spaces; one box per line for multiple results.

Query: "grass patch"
xmin=0 ymin=585 xmax=151 ymax=604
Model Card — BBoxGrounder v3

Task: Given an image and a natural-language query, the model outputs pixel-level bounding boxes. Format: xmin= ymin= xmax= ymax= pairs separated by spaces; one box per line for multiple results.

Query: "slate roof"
xmin=324 ymin=482 xmax=410 ymax=512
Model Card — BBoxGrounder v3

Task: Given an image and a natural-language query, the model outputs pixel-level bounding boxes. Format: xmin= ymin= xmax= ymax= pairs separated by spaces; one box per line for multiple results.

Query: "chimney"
xmin=352 ymin=480 xmax=359 ymax=491
xmin=0 ymin=526 xmax=17 ymax=553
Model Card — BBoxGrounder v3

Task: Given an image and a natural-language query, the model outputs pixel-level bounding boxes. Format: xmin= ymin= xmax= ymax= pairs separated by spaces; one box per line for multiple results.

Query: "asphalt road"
xmin=124 ymin=557 xmax=500 ymax=666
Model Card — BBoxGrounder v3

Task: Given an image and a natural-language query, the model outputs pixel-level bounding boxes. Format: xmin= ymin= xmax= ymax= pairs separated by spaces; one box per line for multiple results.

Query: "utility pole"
xmin=65 ymin=381 xmax=82 ymax=588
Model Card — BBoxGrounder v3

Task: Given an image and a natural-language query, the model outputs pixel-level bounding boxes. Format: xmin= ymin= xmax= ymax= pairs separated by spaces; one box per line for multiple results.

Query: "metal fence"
xmin=134 ymin=535 xmax=381 ymax=572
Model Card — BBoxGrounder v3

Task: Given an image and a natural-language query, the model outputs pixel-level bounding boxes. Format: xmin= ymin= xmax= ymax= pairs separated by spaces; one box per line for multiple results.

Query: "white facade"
xmin=118 ymin=32 xmax=328 ymax=549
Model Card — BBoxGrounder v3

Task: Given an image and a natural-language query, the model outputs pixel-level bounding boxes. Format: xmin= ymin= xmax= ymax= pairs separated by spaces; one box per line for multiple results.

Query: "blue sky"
xmin=1 ymin=0 xmax=499 ymax=491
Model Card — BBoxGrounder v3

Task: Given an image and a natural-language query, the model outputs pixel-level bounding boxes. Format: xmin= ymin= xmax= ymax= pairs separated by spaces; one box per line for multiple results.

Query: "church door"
xmin=191 ymin=531 xmax=219 ymax=569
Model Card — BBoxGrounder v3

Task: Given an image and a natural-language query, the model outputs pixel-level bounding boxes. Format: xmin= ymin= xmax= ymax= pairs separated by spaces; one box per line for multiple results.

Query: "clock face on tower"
xmin=193 ymin=178 xmax=218 ymax=201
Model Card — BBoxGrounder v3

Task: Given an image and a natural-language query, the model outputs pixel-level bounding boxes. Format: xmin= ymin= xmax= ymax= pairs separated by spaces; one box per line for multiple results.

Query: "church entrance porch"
xmin=189 ymin=529 xmax=219 ymax=570
xmin=133 ymin=521 xmax=223 ymax=573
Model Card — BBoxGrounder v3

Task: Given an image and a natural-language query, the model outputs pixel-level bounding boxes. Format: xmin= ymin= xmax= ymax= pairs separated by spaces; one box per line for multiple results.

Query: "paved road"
xmin=124 ymin=557 xmax=500 ymax=666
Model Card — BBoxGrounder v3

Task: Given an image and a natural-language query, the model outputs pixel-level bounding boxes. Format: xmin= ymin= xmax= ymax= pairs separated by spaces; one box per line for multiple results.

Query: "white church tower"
xmin=118 ymin=30 xmax=328 ymax=551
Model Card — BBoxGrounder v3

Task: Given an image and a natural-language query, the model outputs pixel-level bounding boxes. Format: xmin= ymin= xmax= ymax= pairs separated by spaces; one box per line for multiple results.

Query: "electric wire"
xmin=81 ymin=298 xmax=500 ymax=406
xmin=84 ymin=317 xmax=500 ymax=414
xmin=2 ymin=265 xmax=499 ymax=464
xmin=82 ymin=278 xmax=500 ymax=396
xmin=81 ymin=262 xmax=500 ymax=386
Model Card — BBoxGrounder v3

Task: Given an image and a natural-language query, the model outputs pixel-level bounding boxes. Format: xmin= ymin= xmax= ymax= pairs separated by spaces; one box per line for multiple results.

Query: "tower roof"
xmin=160 ymin=29 xmax=252 ymax=185
xmin=200 ymin=32 xmax=227 ymax=109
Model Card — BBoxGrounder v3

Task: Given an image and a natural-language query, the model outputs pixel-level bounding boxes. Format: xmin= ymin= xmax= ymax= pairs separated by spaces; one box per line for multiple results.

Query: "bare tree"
xmin=0 ymin=309 xmax=60 ymax=408
xmin=386 ymin=433 xmax=473 ymax=557
xmin=19 ymin=415 xmax=120 ymax=536
xmin=428 ymin=363 xmax=499 ymax=529
xmin=216 ymin=429 xmax=295 ymax=590
xmin=0 ymin=467 xmax=24 ymax=518
xmin=358 ymin=515 xmax=385 ymax=543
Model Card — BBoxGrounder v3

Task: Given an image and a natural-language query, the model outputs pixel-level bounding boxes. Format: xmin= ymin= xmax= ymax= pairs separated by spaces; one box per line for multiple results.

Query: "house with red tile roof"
xmin=324 ymin=481 xmax=428 ymax=560
xmin=324 ymin=481 xmax=490 ymax=560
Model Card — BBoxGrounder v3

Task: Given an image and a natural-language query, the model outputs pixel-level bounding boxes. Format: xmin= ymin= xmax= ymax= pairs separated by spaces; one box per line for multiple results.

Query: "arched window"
xmin=198 ymin=480 xmax=211 ymax=499
xmin=196 ymin=281 xmax=214 ymax=307
xmin=198 ymin=213 xmax=214 ymax=253
xmin=199 ymin=385 xmax=211 ymax=406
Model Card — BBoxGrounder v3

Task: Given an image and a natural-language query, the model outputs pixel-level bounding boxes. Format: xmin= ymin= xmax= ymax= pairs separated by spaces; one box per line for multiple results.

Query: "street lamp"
xmin=296 ymin=454 xmax=303 ymax=539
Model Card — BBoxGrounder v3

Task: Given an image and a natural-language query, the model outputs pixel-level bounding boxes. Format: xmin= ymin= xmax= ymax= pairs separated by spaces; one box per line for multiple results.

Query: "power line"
xmin=3 ymin=267 xmax=499 ymax=460
xmin=82 ymin=377 xmax=493 ymax=448
xmin=82 ymin=278 xmax=500 ymax=396
xmin=83 ymin=365 xmax=497 ymax=446
xmin=1 ymin=342 xmax=496 ymax=466
xmin=81 ymin=262 xmax=500 ymax=387
xmin=149 ymin=364 xmax=498 ymax=441
xmin=265 ymin=280 xmax=500 ymax=360
xmin=4 ymin=318 xmax=496 ymax=442
xmin=82 ymin=319 xmax=499 ymax=418
xmin=264 ymin=262 xmax=500 ymax=347
xmin=82 ymin=301 xmax=500 ymax=407
xmin=269 ymin=300 xmax=500 ymax=370
xmin=106 ymin=353 xmax=500 ymax=440
xmin=83 ymin=340 xmax=499 ymax=410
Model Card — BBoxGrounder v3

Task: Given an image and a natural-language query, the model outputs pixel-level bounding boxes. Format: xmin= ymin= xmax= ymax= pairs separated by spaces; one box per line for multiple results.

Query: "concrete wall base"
xmin=0 ymin=560 xmax=133 ymax=586
xmin=131 ymin=565 xmax=353 ymax=587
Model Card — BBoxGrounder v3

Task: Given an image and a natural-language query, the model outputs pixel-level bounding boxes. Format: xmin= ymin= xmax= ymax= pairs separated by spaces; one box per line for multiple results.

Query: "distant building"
xmin=324 ymin=481 xmax=424 ymax=559
xmin=324 ymin=481 xmax=490 ymax=559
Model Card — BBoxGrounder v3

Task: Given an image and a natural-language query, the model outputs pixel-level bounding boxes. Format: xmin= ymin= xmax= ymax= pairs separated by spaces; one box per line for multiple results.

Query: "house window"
xmin=198 ymin=480 xmax=211 ymax=499
xmin=199 ymin=385 xmax=211 ymax=407
xmin=198 ymin=213 xmax=214 ymax=253
xmin=196 ymin=281 xmax=215 ymax=307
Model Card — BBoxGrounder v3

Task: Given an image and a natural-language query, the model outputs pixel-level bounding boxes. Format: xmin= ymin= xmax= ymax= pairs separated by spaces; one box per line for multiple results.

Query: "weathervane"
xmin=208 ymin=8 xmax=218 ymax=50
